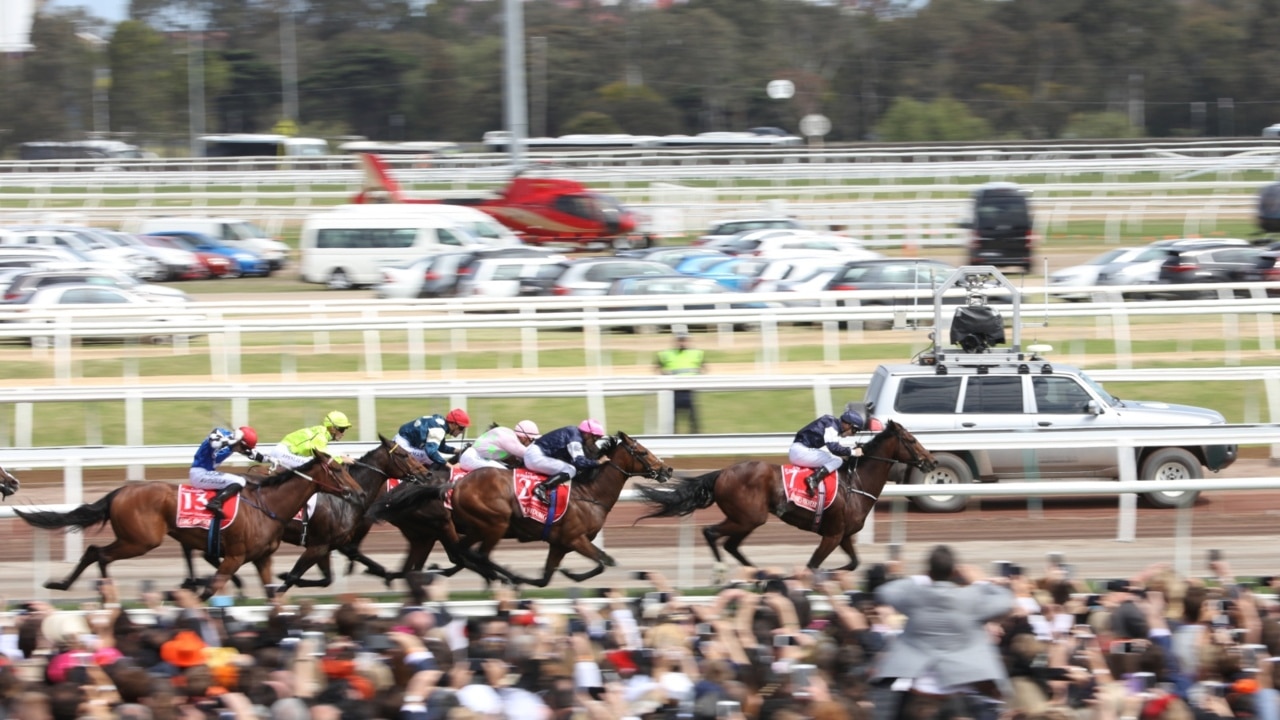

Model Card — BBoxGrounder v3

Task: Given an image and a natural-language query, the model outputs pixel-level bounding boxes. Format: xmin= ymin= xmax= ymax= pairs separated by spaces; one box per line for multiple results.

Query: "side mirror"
xmin=1085 ymin=400 xmax=1103 ymax=416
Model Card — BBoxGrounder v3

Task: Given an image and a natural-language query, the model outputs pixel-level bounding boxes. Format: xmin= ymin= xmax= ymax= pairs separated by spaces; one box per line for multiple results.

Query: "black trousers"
xmin=673 ymin=389 xmax=699 ymax=434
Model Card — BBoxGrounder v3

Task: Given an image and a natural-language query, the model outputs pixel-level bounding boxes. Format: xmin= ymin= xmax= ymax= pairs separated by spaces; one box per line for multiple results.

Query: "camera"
xmin=791 ymin=663 xmax=816 ymax=697
xmin=773 ymin=634 xmax=796 ymax=648
xmin=631 ymin=571 xmax=650 ymax=581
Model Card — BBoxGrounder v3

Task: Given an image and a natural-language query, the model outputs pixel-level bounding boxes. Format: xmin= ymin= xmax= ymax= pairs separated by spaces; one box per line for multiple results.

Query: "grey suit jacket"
xmin=872 ymin=576 xmax=1014 ymax=689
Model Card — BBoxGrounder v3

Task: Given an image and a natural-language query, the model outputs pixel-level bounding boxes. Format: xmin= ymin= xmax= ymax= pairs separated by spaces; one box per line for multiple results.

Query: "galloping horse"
xmin=17 ymin=451 xmax=361 ymax=599
xmin=636 ymin=420 xmax=935 ymax=572
xmin=181 ymin=436 xmax=430 ymax=594
xmin=0 ymin=465 xmax=20 ymax=499
xmin=370 ymin=432 xmax=672 ymax=587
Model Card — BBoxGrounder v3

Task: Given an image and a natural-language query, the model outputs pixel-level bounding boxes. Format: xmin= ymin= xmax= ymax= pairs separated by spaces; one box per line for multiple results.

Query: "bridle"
xmin=350 ymin=443 xmax=429 ymax=483
xmin=608 ymin=434 xmax=672 ymax=483
xmin=856 ymin=423 xmax=934 ymax=473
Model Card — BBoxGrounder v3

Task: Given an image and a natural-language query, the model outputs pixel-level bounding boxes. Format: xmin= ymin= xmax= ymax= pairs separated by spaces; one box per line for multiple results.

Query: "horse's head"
xmin=605 ymin=432 xmax=674 ymax=483
xmin=376 ymin=434 xmax=431 ymax=482
xmin=0 ymin=466 xmax=18 ymax=499
xmin=883 ymin=420 xmax=936 ymax=473
xmin=310 ymin=450 xmax=364 ymax=502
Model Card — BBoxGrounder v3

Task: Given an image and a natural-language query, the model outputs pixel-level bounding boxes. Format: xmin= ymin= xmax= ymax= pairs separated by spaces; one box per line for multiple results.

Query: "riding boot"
xmin=204 ymin=484 xmax=242 ymax=563
xmin=534 ymin=473 xmax=570 ymax=504
xmin=806 ymin=467 xmax=830 ymax=496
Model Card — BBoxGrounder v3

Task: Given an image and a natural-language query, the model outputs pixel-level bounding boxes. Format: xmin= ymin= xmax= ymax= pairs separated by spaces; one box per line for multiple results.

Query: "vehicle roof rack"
xmin=915 ymin=265 xmax=1053 ymax=372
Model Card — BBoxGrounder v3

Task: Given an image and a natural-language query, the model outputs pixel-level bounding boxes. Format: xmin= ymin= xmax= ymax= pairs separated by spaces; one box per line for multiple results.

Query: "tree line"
xmin=3 ymin=0 xmax=1280 ymax=157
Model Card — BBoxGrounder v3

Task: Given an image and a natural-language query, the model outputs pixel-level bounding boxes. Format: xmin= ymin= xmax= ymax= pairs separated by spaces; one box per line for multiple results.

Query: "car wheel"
xmin=327 ymin=269 xmax=352 ymax=290
xmin=906 ymin=452 xmax=972 ymax=513
xmin=222 ymin=266 xmax=242 ymax=279
xmin=1139 ymin=447 xmax=1201 ymax=509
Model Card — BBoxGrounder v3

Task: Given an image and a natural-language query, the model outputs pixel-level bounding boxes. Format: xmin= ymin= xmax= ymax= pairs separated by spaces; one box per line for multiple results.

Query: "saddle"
xmin=779 ymin=466 xmax=838 ymax=513
xmin=175 ymin=485 xmax=241 ymax=529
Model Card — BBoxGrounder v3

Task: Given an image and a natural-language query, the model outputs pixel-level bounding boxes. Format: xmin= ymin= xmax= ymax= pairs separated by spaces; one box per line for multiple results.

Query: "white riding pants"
xmin=522 ymin=445 xmax=576 ymax=478
xmin=268 ymin=442 xmax=310 ymax=470
xmin=459 ymin=446 xmax=507 ymax=472
xmin=188 ymin=467 xmax=247 ymax=490
xmin=788 ymin=442 xmax=843 ymax=473
xmin=394 ymin=434 xmax=433 ymax=464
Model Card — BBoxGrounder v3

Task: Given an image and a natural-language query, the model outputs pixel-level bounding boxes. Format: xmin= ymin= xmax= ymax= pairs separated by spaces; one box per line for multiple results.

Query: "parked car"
xmin=862 ymin=266 xmax=1237 ymax=512
xmin=1154 ymin=243 xmax=1270 ymax=297
xmin=614 ymin=247 xmax=728 ymax=270
xmin=142 ymin=231 xmax=269 ymax=277
xmin=696 ymin=217 xmax=804 ymax=246
xmin=603 ymin=274 xmax=772 ymax=331
xmin=1 ymin=284 xmax=202 ymax=345
xmin=139 ymin=234 xmax=233 ymax=278
xmin=1095 ymin=238 xmax=1251 ymax=296
xmin=1 ymin=268 xmax=190 ymax=303
xmin=522 ymin=258 xmax=674 ymax=297
xmin=101 ymin=230 xmax=205 ymax=280
xmin=1048 ymin=247 xmax=1146 ymax=301
xmin=454 ymin=256 xmax=567 ymax=298
xmin=723 ymin=232 xmax=875 ymax=259
xmin=376 ymin=246 xmax=563 ymax=299
xmin=0 ymin=226 xmax=162 ymax=279
xmin=688 ymin=256 xmax=774 ymax=292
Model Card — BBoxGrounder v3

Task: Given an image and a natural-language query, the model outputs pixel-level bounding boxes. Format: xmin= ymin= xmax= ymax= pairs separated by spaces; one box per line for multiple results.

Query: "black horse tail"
xmin=365 ymin=481 xmax=449 ymax=523
xmin=16 ymin=488 xmax=120 ymax=531
xmin=635 ymin=470 xmax=719 ymax=521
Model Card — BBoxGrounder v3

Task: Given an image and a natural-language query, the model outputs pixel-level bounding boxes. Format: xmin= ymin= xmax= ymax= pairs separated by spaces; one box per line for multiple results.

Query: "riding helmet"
xmin=324 ymin=410 xmax=351 ymax=430
xmin=446 ymin=408 xmax=471 ymax=427
xmin=578 ymin=419 xmax=605 ymax=436
xmin=514 ymin=420 xmax=541 ymax=440
xmin=238 ymin=426 xmax=258 ymax=449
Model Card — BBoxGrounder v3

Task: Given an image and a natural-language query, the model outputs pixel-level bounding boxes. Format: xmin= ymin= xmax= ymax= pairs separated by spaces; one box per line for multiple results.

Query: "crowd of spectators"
xmin=0 ymin=546 xmax=1277 ymax=720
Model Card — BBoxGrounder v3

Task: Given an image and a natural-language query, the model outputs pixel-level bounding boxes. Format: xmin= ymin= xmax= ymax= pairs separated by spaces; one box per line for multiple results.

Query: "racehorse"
xmin=369 ymin=432 xmax=672 ymax=587
xmin=180 ymin=436 xmax=430 ymax=594
xmin=636 ymin=420 xmax=935 ymax=572
xmin=0 ymin=466 xmax=20 ymax=499
xmin=16 ymin=451 xmax=360 ymax=599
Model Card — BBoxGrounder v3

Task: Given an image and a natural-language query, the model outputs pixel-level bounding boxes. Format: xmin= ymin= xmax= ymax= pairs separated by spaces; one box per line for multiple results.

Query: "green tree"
xmin=1062 ymin=111 xmax=1144 ymax=139
xmin=875 ymin=96 xmax=991 ymax=141
xmin=300 ymin=42 xmax=413 ymax=138
xmin=562 ymin=111 xmax=622 ymax=135
xmin=213 ymin=49 xmax=280 ymax=133
xmin=594 ymin=82 xmax=681 ymax=135
xmin=107 ymin=20 xmax=178 ymax=138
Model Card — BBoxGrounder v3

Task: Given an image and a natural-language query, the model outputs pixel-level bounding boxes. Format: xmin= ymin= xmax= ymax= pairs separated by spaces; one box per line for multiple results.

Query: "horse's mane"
xmin=597 ymin=434 xmax=620 ymax=456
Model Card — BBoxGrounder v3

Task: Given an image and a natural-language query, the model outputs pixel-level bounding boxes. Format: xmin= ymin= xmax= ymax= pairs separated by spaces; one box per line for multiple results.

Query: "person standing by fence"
xmin=655 ymin=332 xmax=706 ymax=434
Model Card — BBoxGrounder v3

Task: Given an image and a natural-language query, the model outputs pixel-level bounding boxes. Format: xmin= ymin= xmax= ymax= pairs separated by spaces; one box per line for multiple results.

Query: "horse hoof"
xmin=711 ymin=562 xmax=727 ymax=585
xmin=43 ymin=581 xmax=67 ymax=591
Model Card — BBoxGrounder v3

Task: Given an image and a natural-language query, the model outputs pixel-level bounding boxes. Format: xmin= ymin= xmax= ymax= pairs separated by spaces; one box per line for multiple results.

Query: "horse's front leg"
xmin=804 ymin=534 xmax=843 ymax=572
xmin=202 ymin=555 xmax=245 ymax=600
xmin=557 ymin=535 xmax=617 ymax=584
xmin=277 ymin=548 xmax=331 ymax=591
xmin=837 ymin=535 xmax=860 ymax=572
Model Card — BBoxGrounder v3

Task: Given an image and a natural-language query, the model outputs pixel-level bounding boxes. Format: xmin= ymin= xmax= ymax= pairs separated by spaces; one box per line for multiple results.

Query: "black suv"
xmin=962 ymin=182 xmax=1034 ymax=272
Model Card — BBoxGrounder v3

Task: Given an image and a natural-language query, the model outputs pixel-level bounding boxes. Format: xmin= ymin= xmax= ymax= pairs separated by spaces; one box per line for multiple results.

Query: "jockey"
xmin=525 ymin=419 xmax=606 ymax=504
xmin=190 ymin=426 xmax=268 ymax=525
xmin=268 ymin=410 xmax=352 ymax=469
xmin=790 ymin=407 xmax=864 ymax=496
xmin=458 ymin=420 xmax=541 ymax=472
xmin=394 ymin=408 xmax=470 ymax=466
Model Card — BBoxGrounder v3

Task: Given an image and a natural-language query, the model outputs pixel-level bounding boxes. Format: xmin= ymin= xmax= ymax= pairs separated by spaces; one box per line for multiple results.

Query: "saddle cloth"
xmin=175 ymin=485 xmax=241 ymax=529
xmin=440 ymin=468 xmax=568 ymax=523
xmin=780 ymin=466 xmax=838 ymax=512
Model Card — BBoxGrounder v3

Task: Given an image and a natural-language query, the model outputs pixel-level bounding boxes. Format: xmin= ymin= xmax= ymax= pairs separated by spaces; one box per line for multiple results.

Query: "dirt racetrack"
xmin=1 ymin=455 xmax=1278 ymax=603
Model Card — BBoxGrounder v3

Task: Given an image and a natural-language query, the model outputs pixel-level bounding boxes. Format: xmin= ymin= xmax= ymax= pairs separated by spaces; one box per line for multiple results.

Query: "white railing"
xmin=3 ymin=424 xmax=1279 ymax=590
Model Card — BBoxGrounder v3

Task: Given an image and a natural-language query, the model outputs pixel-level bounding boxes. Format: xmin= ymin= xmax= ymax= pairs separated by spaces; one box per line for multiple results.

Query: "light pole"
xmin=280 ymin=0 xmax=299 ymax=125
xmin=187 ymin=5 xmax=205 ymax=158
xmin=503 ymin=0 xmax=527 ymax=170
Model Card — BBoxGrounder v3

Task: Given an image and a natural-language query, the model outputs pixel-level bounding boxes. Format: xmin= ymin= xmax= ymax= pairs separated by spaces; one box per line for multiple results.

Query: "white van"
xmin=298 ymin=207 xmax=498 ymax=289
xmin=326 ymin=204 xmax=522 ymax=247
xmin=135 ymin=217 xmax=290 ymax=271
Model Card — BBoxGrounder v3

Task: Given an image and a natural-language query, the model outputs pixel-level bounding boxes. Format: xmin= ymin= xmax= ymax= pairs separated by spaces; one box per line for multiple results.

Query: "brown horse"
xmin=180 ymin=436 xmax=431 ymax=594
xmin=636 ymin=420 xmax=935 ymax=572
xmin=16 ymin=451 xmax=361 ymax=599
xmin=0 ymin=465 xmax=20 ymax=499
xmin=370 ymin=432 xmax=672 ymax=587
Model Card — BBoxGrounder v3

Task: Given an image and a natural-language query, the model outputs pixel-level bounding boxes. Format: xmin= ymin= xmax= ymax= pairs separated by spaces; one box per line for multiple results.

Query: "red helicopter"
xmin=352 ymin=153 xmax=640 ymax=246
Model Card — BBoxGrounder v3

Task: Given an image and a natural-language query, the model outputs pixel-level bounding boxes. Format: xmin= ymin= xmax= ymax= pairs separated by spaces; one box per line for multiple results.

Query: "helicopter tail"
xmin=353 ymin=153 xmax=406 ymax=204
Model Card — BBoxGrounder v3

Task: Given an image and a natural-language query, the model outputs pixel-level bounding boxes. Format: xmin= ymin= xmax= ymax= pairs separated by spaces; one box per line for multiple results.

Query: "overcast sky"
xmin=44 ymin=0 xmax=127 ymax=22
